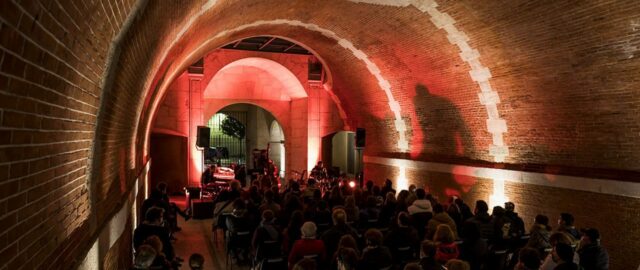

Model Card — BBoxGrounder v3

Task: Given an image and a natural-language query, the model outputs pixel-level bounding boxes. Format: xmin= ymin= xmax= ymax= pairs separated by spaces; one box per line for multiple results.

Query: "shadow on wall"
xmin=412 ymin=84 xmax=477 ymax=197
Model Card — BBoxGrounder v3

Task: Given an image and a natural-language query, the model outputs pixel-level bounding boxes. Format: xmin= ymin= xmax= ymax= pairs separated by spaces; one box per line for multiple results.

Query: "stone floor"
xmin=171 ymin=196 xmax=250 ymax=270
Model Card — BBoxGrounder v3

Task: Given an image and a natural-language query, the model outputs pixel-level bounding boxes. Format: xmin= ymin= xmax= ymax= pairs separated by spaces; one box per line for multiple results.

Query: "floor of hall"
xmin=172 ymin=196 xmax=250 ymax=270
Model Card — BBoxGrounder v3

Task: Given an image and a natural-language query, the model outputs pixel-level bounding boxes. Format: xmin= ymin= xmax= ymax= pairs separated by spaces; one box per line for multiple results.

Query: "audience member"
xmin=321 ymin=209 xmax=359 ymax=258
xmin=516 ymin=247 xmax=541 ymax=270
xmin=553 ymin=243 xmax=580 ymax=270
xmin=288 ymin=222 xmax=326 ymax=269
xmin=541 ymin=232 xmax=579 ymax=270
xmin=463 ymin=200 xmax=494 ymax=240
xmin=419 ymin=240 xmax=443 ymax=270
xmin=427 ymin=203 xmax=457 ymax=240
xmin=133 ymin=207 xmax=175 ymax=261
xmin=359 ymin=229 xmax=393 ymax=270
xmin=445 ymin=259 xmax=471 ymax=270
xmin=385 ymin=212 xmax=419 ymax=264
xmin=577 ymin=228 xmax=609 ymax=270
xmin=557 ymin=213 xmax=580 ymax=241
xmin=131 ymin=245 xmax=156 ymax=270
xmin=434 ymin=224 xmax=460 ymax=264
xmin=188 ymin=253 xmax=204 ymax=270
xmin=527 ymin=215 xmax=552 ymax=257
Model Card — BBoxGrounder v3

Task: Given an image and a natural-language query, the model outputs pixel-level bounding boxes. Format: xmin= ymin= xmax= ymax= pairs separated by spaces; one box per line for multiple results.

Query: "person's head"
xmin=289 ymin=210 xmax=304 ymax=227
xmin=189 ymin=253 xmax=205 ymax=270
xmin=549 ymin=232 xmax=573 ymax=246
xmin=397 ymin=212 xmax=411 ymax=227
xmin=408 ymin=184 xmax=417 ymax=193
xmin=149 ymin=189 xmax=163 ymax=200
xmin=420 ymin=240 xmax=437 ymax=259
xmin=385 ymin=192 xmax=396 ymax=204
xmin=144 ymin=207 xmax=164 ymax=224
xmin=133 ymin=245 xmax=156 ymax=269
xmin=301 ymin=221 xmax=317 ymax=239
xmin=332 ymin=208 xmax=347 ymax=225
xmin=365 ymin=180 xmax=374 ymax=190
xmin=293 ymin=258 xmax=316 ymax=270
xmin=264 ymin=189 xmax=274 ymax=202
xmin=415 ymin=188 xmax=426 ymax=200
xmin=262 ymin=209 xmax=275 ymax=222
xmin=230 ymin=180 xmax=241 ymax=191
xmin=433 ymin=203 xmax=444 ymax=214
xmin=492 ymin=206 xmax=505 ymax=217
xmin=474 ymin=200 xmax=488 ymax=214
xmin=504 ymin=201 xmax=515 ymax=212
xmin=156 ymin=182 xmax=167 ymax=194
xmin=345 ymin=195 xmax=356 ymax=207
xmin=338 ymin=234 xmax=358 ymax=250
xmin=336 ymin=247 xmax=359 ymax=270
xmin=384 ymin=179 xmax=392 ymax=188
xmin=433 ymin=224 xmax=455 ymax=243
xmin=232 ymin=198 xmax=246 ymax=210
xmin=364 ymin=228 xmax=384 ymax=247
xmin=404 ymin=263 xmax=421 ymax=270
xmin=580 ymin=228 xmax=600 ymax=246
xmin=143 ymin=235 xmax=163 ymax=255
xmin=534 ymin=215 xmax=549 ymax=227
xmin=516 ymin=247 xmax=541 ymax=270
xmin=552 ymin=243 xmax=574 ymax=264
xmin=444 ymin=259 xmax=470 ymax=270
xmin=559 ymin=213 xmax=575 ymax=226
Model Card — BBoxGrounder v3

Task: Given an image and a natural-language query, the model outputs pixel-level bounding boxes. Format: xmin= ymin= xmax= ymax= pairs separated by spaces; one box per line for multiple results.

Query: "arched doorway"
xmin=206 ymin=103 xmax=285 ymax=183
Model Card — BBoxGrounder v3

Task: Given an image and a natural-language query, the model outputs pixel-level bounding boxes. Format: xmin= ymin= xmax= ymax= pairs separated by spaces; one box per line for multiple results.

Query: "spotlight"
xmin=348 ymin=181 xmax=356 ymax=188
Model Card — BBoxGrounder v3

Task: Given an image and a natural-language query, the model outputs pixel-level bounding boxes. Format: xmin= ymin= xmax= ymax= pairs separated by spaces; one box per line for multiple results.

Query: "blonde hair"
xmin=433 ymin=224 xmax=455 ymax=243
xmin=444 ymin=259 xmax=470 ymax=270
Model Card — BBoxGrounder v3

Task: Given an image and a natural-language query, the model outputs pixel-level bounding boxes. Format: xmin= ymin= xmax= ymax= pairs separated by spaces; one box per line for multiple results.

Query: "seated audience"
xmin=577 ymin=228 xmax=609 ymax=270
xmin=133 ymin=207 xmax=175 ymax=262
xmin=427 ymin=203 xmax=457 ymax=240
xmin=189 ymin=253 xmax=204 ymax=270
xmin=516 ymin=247 xmax=541 ymax=270
xmin=526 ymin=215 xmax=552 ymax=257
xmin=445 ymin=259 xmax=471 ymax=270
xmin=541 ymin=232 xmax=579 ymax=270
xmin=557 ymin=213 xmax=580 ymax=242
xmin=321 ymin=209 xmax=359 ymax=259
xmin=419 ymin=240 xmax=443 ymax=270
xmin=384 ymin=212 xmax=419 ymax=263
xmin=288 ymin=222 xmax=326 ymax=269
xmin=359 ymin=229 xmax=393 ymax=270
xmin=131 ymin=245 xmax=156 ymax=270
xmin=434 ymin=224 xmax=460 ymax=264
xmin=553 ymin=243 xmax=580 ymax=270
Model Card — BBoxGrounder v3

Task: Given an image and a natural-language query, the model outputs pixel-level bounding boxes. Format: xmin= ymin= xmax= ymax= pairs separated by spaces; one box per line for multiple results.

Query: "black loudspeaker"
xmin=356 ymin=128 xmax=366 ymax=148
xmin=196 ymin=126 xmax=210 ymax=148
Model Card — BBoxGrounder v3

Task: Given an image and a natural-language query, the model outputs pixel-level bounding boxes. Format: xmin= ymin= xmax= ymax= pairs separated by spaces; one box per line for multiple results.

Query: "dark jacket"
xmin=321 ymin=223 xmax=359 ymax=259
xmin=464 ymin=212 xmax=494 ymax=240
xmin=358 ymin=246 xmax=393 ymax=270
xmin=554 ymin=262 xmax=581 ymax=270
xmin=578 ymin=243 xmax=609 ymax=270
xmin=133 ymin=223 xmax=174 ymax=260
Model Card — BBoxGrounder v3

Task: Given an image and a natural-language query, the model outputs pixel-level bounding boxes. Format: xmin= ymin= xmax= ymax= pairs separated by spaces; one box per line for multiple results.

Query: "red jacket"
xmin=288 ymin=239 xmax=326 ymax=269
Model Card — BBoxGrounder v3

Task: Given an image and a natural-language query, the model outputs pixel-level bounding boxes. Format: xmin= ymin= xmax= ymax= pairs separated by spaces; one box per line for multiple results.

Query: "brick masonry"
xmin=1 ymin=0 xmax=640 ymax=269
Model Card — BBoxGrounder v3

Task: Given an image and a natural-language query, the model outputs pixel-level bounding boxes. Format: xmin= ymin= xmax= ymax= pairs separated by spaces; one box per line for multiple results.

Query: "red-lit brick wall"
xmin=364 ymin=163 xmax=640 ymax=269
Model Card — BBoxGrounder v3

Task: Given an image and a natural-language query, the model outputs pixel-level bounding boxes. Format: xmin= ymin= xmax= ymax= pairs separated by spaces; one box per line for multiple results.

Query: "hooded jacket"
xmin=408 ymin=199 xmax=433 ymax=215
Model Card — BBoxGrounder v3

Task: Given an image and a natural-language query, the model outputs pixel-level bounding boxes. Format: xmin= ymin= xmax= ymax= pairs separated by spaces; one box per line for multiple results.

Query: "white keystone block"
xmin=378 ymin=80 xmax=391 ymax=91
xmin=469 ymin=67 xmax=492 ymax=82
xmin=353 ymin=49 xmax=367 ymax=60
xmin=478 ymin=81 xmax=493 ymax=93
xmin=447 ymin=31 xmax=470 ymax=45
xmin=411 ymin=0 xmax=437 ymax=11
xmin=478 ymin=91 xmax=500 ymax=105
xmin=430 ymin=12 xmax=455 ymax=29
xmin=489 ymin=145 xmax=509 ymax=158
xmin=398 ymin=139 xmax=409 ymax=152
xmin=486 ymin=119 xmax=507 ymax=133
xmin=486 ymin=105 xmax=500 ymax=119
xmin=394 ymin=119 xmax=407 ymax=132
xmin=389 ymin=101 xmax=401 ymax=112
xmin=338 ymin=39 xmax=353 ymax=49
xmin=460 ymin=49 xmax=480 ymax=62
xmin=367 ymin=64 xmax=381 ymax=76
